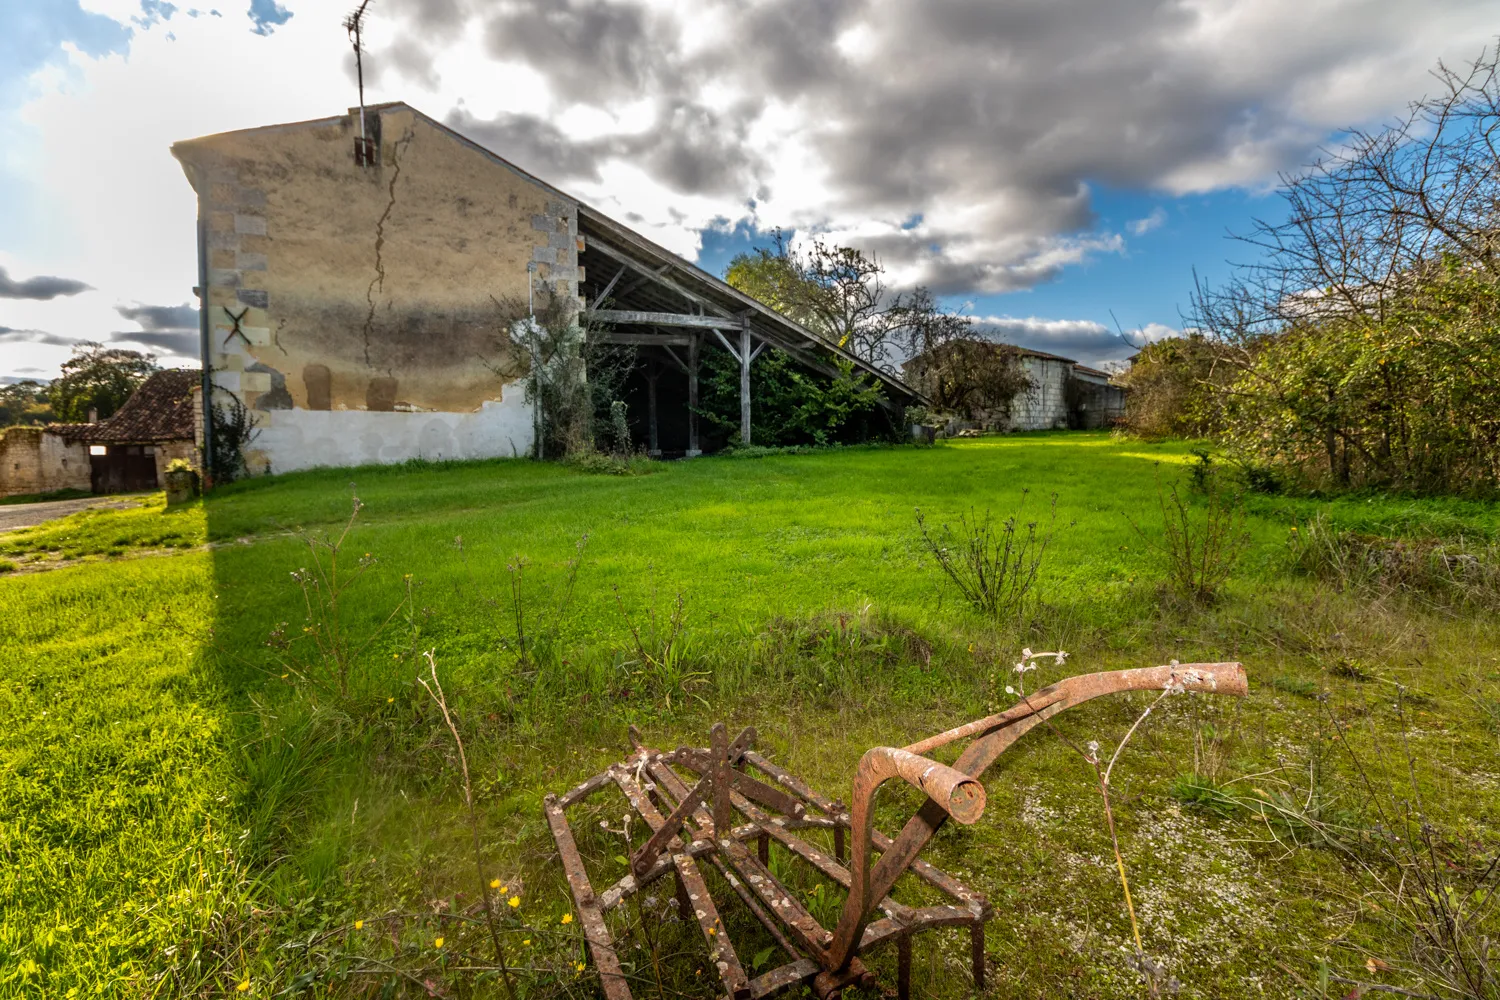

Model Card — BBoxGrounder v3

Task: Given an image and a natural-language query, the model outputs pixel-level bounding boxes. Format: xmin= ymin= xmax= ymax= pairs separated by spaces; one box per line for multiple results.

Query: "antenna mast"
xmin=343 ymin=0 xmax=374 ymax=164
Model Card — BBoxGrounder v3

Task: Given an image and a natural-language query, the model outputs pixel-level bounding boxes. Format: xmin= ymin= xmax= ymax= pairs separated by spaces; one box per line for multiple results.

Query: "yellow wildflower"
xmin=236 ymin=981 xmax=250 ymax=993
xmin=508 ymin=896 xmax=521 ymax=908
xmin=434 ymin=936 xmax=444 ymax=948
xmin=560 ymin=913 xmax=573 ymax=925
xmin=574 ymin=961 xmax=585 ymax=972
xmin=522 ymin=939 xmax=531 ymax=946
xmin=490 ymin=879 xmax=501 ymax=889
xmin=354 ymin=920 xmax=363 ymax=930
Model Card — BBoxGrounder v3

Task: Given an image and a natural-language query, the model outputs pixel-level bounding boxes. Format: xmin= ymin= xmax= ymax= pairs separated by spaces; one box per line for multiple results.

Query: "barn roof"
xmin=86 ymin=369 xmax=199 ymax=444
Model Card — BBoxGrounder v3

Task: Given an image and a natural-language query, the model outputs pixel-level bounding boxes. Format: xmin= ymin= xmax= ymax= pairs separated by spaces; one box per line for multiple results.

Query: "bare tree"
xmin=1212 ymin=45 xmax=1500 ymax=334
xmin=1182 ymin=45 xmax=1500 ymax=491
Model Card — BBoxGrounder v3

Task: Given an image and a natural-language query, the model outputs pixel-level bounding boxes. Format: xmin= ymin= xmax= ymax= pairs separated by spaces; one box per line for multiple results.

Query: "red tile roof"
xmin=85 ymin=369 xmax=199 ymax=443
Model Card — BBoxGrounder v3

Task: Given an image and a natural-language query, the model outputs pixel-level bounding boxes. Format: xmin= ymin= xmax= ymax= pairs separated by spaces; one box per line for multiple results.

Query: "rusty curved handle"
xmin=825 ymin=661 xmax=1249 ymax=972
xmin=824 ymin=747 xmax=984 ymax=967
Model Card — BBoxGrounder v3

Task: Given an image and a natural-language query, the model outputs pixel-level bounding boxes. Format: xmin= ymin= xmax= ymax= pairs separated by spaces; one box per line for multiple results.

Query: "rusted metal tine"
xmin=725 ymin=787 xmax=917 ymax=924
xmin=712 ymin=723 xmax=735 ymax=837
xmin=858 ymin=907 xmax=981 ymax=948
xmin=708 ymin=855 xmax=804 ymax=964
xmin=632 ymin=751 xmax=807 ymax=969
xmin=897 ymin=933 xmax=911 ymax=1000
xmin=544 ymin=793 xmax=632 ymax=1000
xmin=972 ymin=919 xmax=986 ymax=990
xmin=556 ymin=769 xmax=617 ymax=809
xmin=746 ymin=959 xmax=823 ymax=999
xmin=845 ymin=662 xmax=1249 ymax=968
xmin=741 ymin=750 xmax=844 ymax=817
xmin=631 ymin=770 xmax=711 ymax=878
xmin=600 ymin=838 xmax=716 ymax=910
xmin=674 ymin=748 xmax=809 ymax=819
xmin=642 ymin=753 xmax=839 ymax=960
xmin=612 ymin=763 xmax=752 ymax=999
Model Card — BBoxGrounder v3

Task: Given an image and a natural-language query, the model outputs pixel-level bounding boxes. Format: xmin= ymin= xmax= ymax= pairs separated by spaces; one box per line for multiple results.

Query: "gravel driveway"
xmin=0 ymin=496 xmax=140 ymax=533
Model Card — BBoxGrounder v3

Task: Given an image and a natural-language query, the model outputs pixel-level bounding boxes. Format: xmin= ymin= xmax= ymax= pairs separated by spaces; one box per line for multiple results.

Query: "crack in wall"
xmin=363 ymin=127 xmax=415 ymax=366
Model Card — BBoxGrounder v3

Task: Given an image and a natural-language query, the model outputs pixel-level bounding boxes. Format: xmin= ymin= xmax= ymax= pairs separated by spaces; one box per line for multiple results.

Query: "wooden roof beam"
xmin=584 ymin=236 xmax=730 ymax=317
xmin=586 ymin=309 xmax=742 ymax=330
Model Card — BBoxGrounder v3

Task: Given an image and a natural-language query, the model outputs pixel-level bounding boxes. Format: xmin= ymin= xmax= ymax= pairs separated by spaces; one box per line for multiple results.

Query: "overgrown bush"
xmin=698 ymin=348 xmax=893 ymax=447
xmin=1115 ymin=333 xmax=1232 ymax=439
xmin=1181 ymin=48 xmax=1500 ymax=495
xmin=210 ymin=393 xmax=258 ymax=483
xmin=493 ymin=295 xmax=637 ymax=460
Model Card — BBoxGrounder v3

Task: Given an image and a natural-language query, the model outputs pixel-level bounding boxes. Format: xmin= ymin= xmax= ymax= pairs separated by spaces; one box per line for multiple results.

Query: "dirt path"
xmin=0 ymin=496 xmax=141 ymax=533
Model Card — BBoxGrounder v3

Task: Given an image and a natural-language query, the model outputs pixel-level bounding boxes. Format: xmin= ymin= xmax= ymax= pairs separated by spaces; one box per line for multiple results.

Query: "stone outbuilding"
xmin=0 ymin=424 xmax=91 ymax=497
xmin=80 ymin=369 xmax=202 ymax=493
xmin=0 ymin=370 xmax=201 ymax=497
xmin=1066 ymin=363 xmax=1128 ymax=429
xmin=170 ymin=102 xmax=916 ymax=475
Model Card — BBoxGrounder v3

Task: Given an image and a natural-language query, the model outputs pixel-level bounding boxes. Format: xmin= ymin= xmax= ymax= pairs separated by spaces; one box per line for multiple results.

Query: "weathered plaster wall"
xmin=0 ymin=428 xmax=90 ymax=496
xmin=173 ymin=104 xmax=567 ymax=473
xmin=1010 ymin=357 xmax=1072 ymax=431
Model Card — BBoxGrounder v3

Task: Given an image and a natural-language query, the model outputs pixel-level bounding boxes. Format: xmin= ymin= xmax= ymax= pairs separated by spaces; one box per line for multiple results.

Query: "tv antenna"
xmin=343 ymin=0 xmax=375 ymax=165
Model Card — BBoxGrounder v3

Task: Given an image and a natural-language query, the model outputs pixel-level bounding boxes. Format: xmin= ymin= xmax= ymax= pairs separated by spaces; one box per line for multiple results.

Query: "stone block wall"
xmin=0 ymin=428 xmax=90 ymax=497
xmin=1009 ymin=357 xmax=1072 ymax=430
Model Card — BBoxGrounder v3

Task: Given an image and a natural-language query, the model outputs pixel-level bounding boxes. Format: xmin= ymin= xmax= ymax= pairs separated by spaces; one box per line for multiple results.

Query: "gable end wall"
xmin=174 ymin=106 xmax=566 ymax=474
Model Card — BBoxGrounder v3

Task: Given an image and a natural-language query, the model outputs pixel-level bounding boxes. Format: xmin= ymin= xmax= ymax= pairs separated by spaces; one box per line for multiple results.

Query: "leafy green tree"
xmin=698 ymin=347 xmax=889 ymax=447
xmin=47 ymin=343 xmax=159 ymax=423
xmin=726 ymin=230 xmax=965 ymax=367
xmin=0 ymin=381 xmax=54 ymax=427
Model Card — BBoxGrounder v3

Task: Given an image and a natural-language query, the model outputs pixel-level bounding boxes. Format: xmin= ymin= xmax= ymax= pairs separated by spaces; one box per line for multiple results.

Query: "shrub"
xmin=916 ymin=491 xmax=1062 ymax=620
xmin=1288 ymin=513 xmax=1500 ymax=610
xmin=1127 ymin=468 xmax=1249 ymax=604
xmin=1115 ymin=333 xmax=1233 ymax=438
xmin=698 ymin=348 xmax=892 ymax=447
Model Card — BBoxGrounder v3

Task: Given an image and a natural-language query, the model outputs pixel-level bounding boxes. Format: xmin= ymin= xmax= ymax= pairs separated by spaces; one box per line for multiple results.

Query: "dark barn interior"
xmin=576 ymin=207 xmax=918 ymax=456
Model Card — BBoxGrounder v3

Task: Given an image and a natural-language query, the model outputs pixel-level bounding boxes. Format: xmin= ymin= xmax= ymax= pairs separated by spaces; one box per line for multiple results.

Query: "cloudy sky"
xmin=1 ymin=0 xmax=1494 ymax=381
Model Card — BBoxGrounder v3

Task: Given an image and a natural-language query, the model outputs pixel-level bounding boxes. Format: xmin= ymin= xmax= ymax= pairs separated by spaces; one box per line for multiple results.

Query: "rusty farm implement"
xmin=545 ymin=660 xmax=1248 ymax=998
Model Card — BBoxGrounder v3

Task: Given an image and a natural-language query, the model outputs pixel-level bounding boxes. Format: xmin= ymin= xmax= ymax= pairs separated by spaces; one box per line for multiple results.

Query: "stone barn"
xmin=171 ymin=103 xmax=916 ymax=475
xmin=1067 ymin=363 xmax=1128 ymax=429
xmin=0 ymin=425 xmax=91 ymax=497
xmin=81 ymin=369 xmax=202 ymax=493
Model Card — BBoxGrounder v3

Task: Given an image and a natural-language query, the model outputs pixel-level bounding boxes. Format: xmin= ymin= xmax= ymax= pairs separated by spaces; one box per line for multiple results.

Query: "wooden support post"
xmin=739 ymin=315 xmax=751 ymax=446
xmin=687 ymin=334 xmax=701 ymax=457
xmin=646 ymin=359 xmax=660 ymax=457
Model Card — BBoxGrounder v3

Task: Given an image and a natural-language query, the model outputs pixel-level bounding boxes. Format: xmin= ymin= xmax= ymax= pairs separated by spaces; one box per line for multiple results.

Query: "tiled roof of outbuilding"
xmin=86 ymin=369 xmax=199 ymax=443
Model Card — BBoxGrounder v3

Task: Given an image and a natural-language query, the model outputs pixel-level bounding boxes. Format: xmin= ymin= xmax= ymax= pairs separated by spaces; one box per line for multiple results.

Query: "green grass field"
xmin=2 ymin=433 xmax=1497 ymax=999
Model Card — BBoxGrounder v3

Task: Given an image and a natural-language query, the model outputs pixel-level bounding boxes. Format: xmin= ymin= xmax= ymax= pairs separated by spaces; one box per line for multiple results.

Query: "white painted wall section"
xmin=248 ymin=388 xmax=534 ymax=473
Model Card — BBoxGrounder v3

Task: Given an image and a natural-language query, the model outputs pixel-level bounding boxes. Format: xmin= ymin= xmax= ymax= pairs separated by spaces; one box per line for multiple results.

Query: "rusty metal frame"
xmin=544 ymin=661 xmax=1247 ymax=999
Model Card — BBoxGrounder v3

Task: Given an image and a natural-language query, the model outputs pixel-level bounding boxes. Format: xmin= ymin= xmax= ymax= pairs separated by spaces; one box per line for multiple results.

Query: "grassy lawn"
xmin=2 ymin=432 xmax=1497 ymax=998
